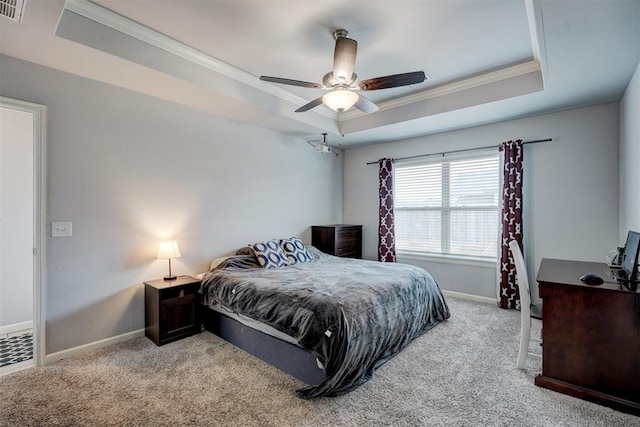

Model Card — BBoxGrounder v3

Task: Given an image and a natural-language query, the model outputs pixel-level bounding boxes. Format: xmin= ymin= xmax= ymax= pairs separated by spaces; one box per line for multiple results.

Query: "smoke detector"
xmin=0 ymin=0 xmax=25 ymax=23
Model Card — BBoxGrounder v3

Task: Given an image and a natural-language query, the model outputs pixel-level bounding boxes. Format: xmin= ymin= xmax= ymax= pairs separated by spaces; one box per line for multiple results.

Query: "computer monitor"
xmin=622 ymin=230 xmax=640 ymax=283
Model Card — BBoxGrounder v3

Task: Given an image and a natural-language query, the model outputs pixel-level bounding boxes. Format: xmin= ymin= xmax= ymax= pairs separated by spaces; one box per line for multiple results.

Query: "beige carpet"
xmin=0 ymin=297 xmax=638 ymax=426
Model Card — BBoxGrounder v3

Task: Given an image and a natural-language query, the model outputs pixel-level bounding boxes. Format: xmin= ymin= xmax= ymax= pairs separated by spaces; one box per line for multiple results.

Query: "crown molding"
xmin=341 ymin=0 xmax=545 ymax=122
xmin=63 ymin=0 xmax=335 ymax=119
xmin=62 ymin=0 xmax=539 ymax=126
xmin=341 ymin=60 xmax=541 ymax=120
xmin=525 ymin=0 xmax=548 ymax=80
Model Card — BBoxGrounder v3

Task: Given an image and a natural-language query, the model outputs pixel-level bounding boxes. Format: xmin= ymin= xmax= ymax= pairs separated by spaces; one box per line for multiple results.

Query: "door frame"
xmin=0 ymin=96 xmax=47 ymax=367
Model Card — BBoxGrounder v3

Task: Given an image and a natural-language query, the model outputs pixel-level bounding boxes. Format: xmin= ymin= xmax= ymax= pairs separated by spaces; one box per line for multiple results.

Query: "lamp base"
xmin=164 ymin=275 xmax=177 ymax=281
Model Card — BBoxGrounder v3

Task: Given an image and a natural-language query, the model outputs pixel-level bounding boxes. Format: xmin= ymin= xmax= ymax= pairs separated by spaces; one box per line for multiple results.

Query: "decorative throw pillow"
xmin=280 ymin=237 xmax=313 ymax=265
xmin=249 ymin=240 xmax=289 ymax=269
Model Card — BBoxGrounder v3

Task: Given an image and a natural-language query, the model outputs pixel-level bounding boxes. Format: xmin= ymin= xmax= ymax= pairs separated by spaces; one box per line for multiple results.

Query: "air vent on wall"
xmin=0 ymin=0 xmax=25 ymax=23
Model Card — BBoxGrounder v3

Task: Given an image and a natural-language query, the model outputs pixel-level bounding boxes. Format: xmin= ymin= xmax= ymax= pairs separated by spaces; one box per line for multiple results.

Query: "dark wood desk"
xmin=536 ymin=258 xmax=640 ymax=415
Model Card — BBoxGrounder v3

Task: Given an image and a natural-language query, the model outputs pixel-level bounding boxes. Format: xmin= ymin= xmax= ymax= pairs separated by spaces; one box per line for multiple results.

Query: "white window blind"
xmin=395 ymin=153 xmax=499 ymax=259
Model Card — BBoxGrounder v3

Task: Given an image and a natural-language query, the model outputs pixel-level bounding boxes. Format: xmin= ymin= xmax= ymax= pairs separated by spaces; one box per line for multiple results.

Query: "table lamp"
xmin=157 ymin=240 xmax=181 ymax=280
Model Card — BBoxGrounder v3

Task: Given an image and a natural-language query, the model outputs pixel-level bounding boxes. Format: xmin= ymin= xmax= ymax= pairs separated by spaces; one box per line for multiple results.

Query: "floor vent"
xmin=0 ymin=0 xmax=25 ymax=23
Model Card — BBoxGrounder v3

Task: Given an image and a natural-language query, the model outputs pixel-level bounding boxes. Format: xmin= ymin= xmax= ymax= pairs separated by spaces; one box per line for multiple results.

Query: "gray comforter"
xmin=200 ymin=249 xmax=450 ymax=398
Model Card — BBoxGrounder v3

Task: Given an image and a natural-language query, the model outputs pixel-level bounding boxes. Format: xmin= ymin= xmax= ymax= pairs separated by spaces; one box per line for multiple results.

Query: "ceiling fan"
xmin=260 ymin=29 xmax=427 ymax=114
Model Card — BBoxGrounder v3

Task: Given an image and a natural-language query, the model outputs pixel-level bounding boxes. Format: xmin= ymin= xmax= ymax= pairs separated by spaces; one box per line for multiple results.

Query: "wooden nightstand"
xmin=144 ymin=275 xmax=202 ymax=346
xmin=312 ymin=224 xmax=362 ymax=259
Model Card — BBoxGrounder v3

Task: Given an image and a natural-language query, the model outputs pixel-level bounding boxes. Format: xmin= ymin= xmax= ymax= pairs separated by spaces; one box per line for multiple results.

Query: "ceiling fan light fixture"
xmin=322 ymin=89 xmax=359 ymax=112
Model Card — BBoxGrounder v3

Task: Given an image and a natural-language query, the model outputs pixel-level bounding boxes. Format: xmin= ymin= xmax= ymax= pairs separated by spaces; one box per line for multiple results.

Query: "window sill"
xmin=397 ymin=251 xmax=497 ymax=268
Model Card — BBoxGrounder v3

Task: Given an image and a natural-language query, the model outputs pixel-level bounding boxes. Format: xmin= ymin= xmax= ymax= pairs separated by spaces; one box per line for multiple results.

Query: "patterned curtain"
xmin=378 ymin=158 xmax=396 ymax=262
xmin=498 ymin=140 xmax=524 ymax=309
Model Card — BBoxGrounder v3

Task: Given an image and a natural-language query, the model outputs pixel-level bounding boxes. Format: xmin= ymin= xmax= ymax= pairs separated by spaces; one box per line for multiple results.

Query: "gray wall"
xmin=344 ymin=103 xmax=620 ymax=300
xmin=620 ymin=61 xmax=640 ymax=241
xmin=0 ymin=55 xmax=343 ymax=354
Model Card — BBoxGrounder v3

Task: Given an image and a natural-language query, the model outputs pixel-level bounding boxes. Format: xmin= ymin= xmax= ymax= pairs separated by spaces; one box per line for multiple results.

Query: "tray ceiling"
xmin=1 ymin=0 xmax=638 ymax=147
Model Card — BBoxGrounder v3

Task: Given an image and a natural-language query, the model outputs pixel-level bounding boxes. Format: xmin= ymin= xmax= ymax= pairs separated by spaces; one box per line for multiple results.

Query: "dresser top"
xmin=312 ymin=224 xmax=362 ymax=228
xmin=144 ymin=275 xmax=200 ymax=290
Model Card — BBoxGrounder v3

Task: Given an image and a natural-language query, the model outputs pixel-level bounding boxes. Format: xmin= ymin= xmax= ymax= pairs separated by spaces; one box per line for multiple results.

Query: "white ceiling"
xmin=1 ymin=0 xmax=639 ymax=148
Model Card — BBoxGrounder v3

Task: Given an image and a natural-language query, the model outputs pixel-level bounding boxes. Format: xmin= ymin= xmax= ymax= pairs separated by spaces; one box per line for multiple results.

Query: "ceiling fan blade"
xmin=260 ymin=76 xmax=323 ymax=89
xmin=295 ymin=96 xmax=324 ymax=113
xmin=358 ymin=71 xmax=426 ymax=91
xmin=354 ymin=95 xmax=379 ymax=114
xmin=333 ymin=36 xmax=357 ymax=83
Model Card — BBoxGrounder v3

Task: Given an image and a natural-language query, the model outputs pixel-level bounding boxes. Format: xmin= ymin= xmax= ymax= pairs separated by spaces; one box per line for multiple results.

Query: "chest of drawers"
xmin=311 ymin=224 xmax=362 ymax=259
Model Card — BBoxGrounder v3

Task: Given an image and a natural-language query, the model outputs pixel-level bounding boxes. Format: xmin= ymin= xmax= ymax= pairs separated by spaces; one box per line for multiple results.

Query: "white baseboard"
xmin=0 ymin=320 xmax=33 ymax=335
xmin=442 ymin=290 xmax=496 ymax=305
xmin=0 ymin=359 xmax=34 ymax=377
xmin=44 ymin=329 xmax=145 ymax=365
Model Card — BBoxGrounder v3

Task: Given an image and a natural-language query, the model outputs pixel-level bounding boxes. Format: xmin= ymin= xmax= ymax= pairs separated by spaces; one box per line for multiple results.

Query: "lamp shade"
xmin=157 ymin=240 xmax=181 ymax=259
xmin=322 ymin=88 xmax=359 ymax=112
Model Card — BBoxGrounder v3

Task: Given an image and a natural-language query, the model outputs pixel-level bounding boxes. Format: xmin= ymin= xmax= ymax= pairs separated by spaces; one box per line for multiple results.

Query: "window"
xmin=395 ymin=152 xmax=499 ymax=260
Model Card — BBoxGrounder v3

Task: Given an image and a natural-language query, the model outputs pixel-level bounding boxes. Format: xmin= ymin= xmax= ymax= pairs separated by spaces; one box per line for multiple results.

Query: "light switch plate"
xmin=51 ymin=221 xmax=72 ymax=237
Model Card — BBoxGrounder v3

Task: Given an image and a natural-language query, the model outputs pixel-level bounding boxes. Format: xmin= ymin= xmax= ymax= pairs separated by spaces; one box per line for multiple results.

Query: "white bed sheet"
xmin=196 ymin=272 xmax=299 ymax=346
xmin=197 ymin=272 xmax=324 ymax=370
xmin=207 ymin=302 xmax=300 ymax=346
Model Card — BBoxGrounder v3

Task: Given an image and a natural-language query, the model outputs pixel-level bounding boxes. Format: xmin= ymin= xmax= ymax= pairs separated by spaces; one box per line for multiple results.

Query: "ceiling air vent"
xmin=0 ymin=0 xmax=25 ymax=23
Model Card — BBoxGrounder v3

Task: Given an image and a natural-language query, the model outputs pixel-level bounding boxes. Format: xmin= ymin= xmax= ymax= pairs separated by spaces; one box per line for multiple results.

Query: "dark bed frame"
xmin=201 ymin=305 xmax=326 ymax=386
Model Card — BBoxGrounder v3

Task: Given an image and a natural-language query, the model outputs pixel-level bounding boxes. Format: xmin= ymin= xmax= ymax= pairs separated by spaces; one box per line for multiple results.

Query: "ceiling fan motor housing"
xmin=332 ymin=29 xmax=349 ymax=40
xmin=323 ymin=72 xmax=358 ymax=89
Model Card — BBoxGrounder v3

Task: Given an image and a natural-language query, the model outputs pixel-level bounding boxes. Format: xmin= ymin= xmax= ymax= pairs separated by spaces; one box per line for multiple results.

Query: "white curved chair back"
xmin=509 ymin=240 xmax=541 ymax=369
xmin=509 ymin=240 xmax=531 ymax=318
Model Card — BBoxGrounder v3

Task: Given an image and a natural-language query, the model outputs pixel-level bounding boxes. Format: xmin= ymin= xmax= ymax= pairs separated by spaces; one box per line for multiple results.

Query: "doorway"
xmin=0 ymin=97 xmax=46 ymax=375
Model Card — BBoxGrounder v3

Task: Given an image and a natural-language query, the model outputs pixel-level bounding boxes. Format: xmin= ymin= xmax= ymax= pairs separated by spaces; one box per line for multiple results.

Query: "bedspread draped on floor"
xmin=200 ymin=251 xmax=450 ymax=398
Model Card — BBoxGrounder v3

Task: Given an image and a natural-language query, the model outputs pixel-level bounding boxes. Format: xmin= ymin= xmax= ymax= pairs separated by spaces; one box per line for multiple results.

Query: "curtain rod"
xmin=365 ymin=138 xmax=552 ymax=165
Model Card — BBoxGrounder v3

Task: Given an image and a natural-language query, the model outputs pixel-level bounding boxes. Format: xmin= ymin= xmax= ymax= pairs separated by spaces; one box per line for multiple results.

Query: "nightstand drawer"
xmin=160 ymin=283 xmax=200 ymax=300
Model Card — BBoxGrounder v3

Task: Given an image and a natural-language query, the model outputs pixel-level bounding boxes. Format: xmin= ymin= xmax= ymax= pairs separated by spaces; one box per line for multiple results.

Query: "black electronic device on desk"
xmin=612 ymin=230 xmax=640 ymax=291
xmin=579 ymin=273 xmax=604 ymax=285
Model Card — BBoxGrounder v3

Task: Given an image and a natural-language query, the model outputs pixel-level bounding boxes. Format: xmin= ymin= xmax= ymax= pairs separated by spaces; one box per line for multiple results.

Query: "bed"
xmin=199 ymin=245 xmax=450 ymax=398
